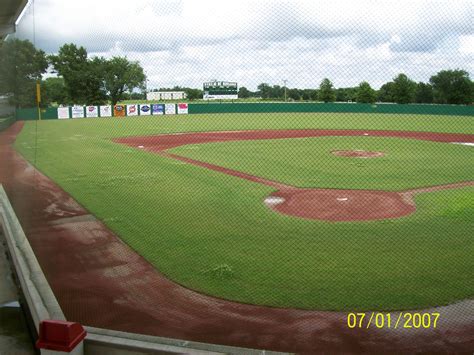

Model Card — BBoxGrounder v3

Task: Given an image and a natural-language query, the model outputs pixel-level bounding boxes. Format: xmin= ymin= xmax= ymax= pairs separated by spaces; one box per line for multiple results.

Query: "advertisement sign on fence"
xmin=114 ymin=105 xmax=126 ymax=117
xmin=139 ymin=104 xmax=151 ymax=116
xmin=71 ymin=106 xmax=84 ymax=118
xmin=85 ymin=106 xmax=98 ymax=118
xmin=100 ymin=105 xmax=112 ymax=117
xmin=57 ymin=107 xmax=70 ymax=119
xmin=127 ymin=104 xmax=138 ymax=116
xmin=165 ymin=104 xmax=176 ymax=115
xmin=151 ymin=104 xmax=164 ymax=115
xmin=177 ymin=103 xmax=188 ymax=114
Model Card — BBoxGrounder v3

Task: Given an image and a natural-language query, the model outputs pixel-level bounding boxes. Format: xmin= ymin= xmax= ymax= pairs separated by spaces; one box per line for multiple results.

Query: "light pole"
xmin=283 ymin=79 xmax=288 ymax=102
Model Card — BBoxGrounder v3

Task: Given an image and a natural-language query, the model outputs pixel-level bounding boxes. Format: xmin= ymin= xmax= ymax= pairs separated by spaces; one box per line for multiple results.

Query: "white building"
xmin=146 ymin=91 xmax=187 ymax=101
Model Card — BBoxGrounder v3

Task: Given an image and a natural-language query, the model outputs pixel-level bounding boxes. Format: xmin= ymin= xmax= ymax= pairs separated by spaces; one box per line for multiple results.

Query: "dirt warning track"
xmin=1 ymin=123 xmax=474 ymax=354
xmin=115 ymin=129 xmax=474 ymax=221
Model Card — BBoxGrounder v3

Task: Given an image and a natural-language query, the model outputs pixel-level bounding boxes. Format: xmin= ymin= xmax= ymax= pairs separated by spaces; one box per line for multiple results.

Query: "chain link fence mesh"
xmin=1 ymin=0 xmax=473 ymax=353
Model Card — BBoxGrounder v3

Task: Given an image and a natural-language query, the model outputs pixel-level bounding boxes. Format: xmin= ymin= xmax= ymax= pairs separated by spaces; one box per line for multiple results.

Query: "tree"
xmin=238 ymin=86 xmax=251 ymax=98
xmin=429 ymin=69 xmax=472 ymax=105
xmin=184 ymin=88 xmax=203 ymax=100
xmin=257 ymin=83 xmax=272 ymax=99
xmin=415 ymin=82 xmax=433 ymax=104
xmin=336 ymin=87 xmax=357 ymax=102
xmin=318 ymin=78 xmax=336 ymax=102
xmin=50 ymin=43 xmax=106 ymax=105
xmin=378 ymin=82 xmax=395 ymax=102
xmin=356 ymin=82 xmax=376 ymax=103
xmin=42 ymin=77 xmax=68 ymax=105
xmin=102 ymin=57 xmax=146 ymax=106
xmin=288 ymin=88 xmax=302 ymax=101
xmin=301 ymin=89 xmax=318 ymax=101
xmin=0 ymin=39 xmax=48 ymax=108
xmin=392 ymin=73 xmax=416 ymax=104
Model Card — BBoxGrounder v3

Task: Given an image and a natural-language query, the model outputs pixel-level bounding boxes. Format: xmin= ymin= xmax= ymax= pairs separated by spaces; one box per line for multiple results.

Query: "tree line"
xmin=0 ymin=39 xmax=146 ymax=108
xmin=0 ymin=38 xmax=472 ymax=108
xmin=240 ymin=72 xmax=473 ymax=105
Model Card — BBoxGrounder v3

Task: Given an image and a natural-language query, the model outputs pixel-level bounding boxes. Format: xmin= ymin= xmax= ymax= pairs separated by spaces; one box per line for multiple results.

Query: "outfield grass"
xmin=14 ymin=113 xmax=474 ymax=310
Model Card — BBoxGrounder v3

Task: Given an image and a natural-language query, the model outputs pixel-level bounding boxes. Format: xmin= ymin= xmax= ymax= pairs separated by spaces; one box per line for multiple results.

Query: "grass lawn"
xmin=14 ymin=112 xmax=474 ymax=310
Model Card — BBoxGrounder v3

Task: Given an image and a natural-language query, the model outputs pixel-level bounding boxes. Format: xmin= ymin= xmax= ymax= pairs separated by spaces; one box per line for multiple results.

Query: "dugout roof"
xmin=0 ymin=0 xmax=28 ymax=41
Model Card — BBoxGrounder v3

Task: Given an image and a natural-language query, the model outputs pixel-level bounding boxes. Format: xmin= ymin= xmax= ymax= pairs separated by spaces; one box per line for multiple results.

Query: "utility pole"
xmin=283 ymin=79 xmax=288 ymax=102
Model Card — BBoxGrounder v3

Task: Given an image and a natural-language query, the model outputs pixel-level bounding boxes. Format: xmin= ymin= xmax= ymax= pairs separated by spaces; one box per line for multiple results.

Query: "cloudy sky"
xmin=15 ymin=0 xmax=474 ymax=90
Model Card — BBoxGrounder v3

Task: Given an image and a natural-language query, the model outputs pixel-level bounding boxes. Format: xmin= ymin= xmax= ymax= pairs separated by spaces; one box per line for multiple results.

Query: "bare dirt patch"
xmin=331 ymin=149 xmax=385 ymax=158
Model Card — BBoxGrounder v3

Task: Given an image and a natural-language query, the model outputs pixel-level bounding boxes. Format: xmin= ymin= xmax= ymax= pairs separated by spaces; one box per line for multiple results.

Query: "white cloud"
xmin=14 ymin=0 xmax=474 ymax=90
xmin=459 ymin=35 xmax=474 ymax=54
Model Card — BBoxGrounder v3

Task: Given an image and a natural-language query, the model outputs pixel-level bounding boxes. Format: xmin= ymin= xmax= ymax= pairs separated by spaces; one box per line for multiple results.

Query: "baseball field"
xmin=14 ymin=112 xmax=474 ymax=311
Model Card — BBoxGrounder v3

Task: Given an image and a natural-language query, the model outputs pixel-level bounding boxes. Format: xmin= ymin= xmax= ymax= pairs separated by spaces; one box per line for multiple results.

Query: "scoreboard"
xmin=203 ymin=81 xmax=238 ymax=100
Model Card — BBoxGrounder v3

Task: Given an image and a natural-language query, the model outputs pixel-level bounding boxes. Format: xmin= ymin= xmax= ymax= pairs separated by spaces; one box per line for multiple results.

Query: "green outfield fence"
xmin=15 ymin=102 xmax=474 ymax=120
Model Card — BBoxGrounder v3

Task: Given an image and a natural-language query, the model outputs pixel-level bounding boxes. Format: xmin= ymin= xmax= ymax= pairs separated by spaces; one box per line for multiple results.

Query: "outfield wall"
xmin=15 ymin=102 xmax=474 ymax=120
xmin=188 ymin=102 xmax=474 ymax=116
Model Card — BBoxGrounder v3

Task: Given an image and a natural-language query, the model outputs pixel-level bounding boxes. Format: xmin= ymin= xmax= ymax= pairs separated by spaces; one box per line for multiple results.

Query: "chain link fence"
xmin=1 ymin=1 xmax=473 ymax=353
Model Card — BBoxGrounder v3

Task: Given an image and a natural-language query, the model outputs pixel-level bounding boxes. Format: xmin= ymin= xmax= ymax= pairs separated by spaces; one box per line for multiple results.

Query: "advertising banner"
xmin=127 ymin=104 xmax=138 ymax=116
xmin=85 ymin=106 xmax=98 ymax=118
xmin=165 ymin=103 xmax=176 ymax=115
xmin=57 ymin=107 xmax=70 ymax=119
xmin=71 ymin=106 xmax=85 ymax=118
xmin=114 ymin=105 xmax=126 ymax=117
xmin=100 ymin=105 xmax=112 ymax=117
xmin=177 ymin=103 xmax=189 ymax=114
xmin=151 ymin=104 xmax=164 ymax=115
xmin=139 ymin=104 xmax=151 ymax=116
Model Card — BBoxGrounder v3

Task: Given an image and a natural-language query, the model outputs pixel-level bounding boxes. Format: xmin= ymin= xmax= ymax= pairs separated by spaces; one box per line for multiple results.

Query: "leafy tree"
xmin=301 ymin=89 xmax=318 ymax=101
xmin=429 ymin=69 xmax=472 ymax=105
xmin=42 ymin=77 xmax=68 ymax=105
xmin=184 ymin=88 xmax=203 ymax=100
xmin=238 ymin=86 xmax=251 ymax=98
xmin=0 ymin=38 xmax=48 ymax=108
xmin=336 ymin=87 xmax=357 ymax=102
xmin=50 ymin=44 xmax=106 ymax=105
xmin=318 ymin=78 xmax=336 ymax=102
xmin=257 ymin=83 xmax=272 ymax=99
xmin=356 ymin=81 xmax=377 ymax=103
xmin=377 ymin=82 xmax=395 ymax=102
xmin=288 ymin=88 xmax=301 ymax=101
xmin=392 ymin=73 xmax=416 ymax=104
xmin=102 ymin=56 xmax=146 ymax=106
xmin=415 ymin=82 xmax=433 ymax=104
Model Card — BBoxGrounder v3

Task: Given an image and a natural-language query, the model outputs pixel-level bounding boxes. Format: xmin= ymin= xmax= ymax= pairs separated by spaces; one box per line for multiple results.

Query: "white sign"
xmin=85 ymin=106 xmax=98 ymax=118
xmin=203 ymin=94 xmax=238 ymax=100
xmin=100 ymin=105 xmax=112 ymax=117
xmin=57 ymin=107 xmax=70 ymax=119
xmin=139 ymin=104 xmax=151 ymax=116
xmin=71 ymin=106 xmax=84 ymax=118
xmin=127 ymin=104 xmax=138 ymax=116
xmin=177 ymin=103 xmax=188 ymax=114
xmin=165 ymin=104 xmax=176 ymax=115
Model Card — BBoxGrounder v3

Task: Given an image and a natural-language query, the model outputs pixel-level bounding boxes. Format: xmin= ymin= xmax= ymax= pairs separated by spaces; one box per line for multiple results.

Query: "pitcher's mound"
xmin=266 ymin=189 xmax=415 ymax=221
xmin=332 ymin=150 xmax=385 ymax=158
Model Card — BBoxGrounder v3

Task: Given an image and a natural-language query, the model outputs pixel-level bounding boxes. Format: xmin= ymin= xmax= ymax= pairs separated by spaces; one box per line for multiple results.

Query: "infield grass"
xmin=14 ymin=113 xmax=474 ymax=310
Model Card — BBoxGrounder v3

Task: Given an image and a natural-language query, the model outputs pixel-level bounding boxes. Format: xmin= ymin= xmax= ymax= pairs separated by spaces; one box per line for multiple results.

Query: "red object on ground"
xmin=36 ymin=320 xmax=86 ymax=352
